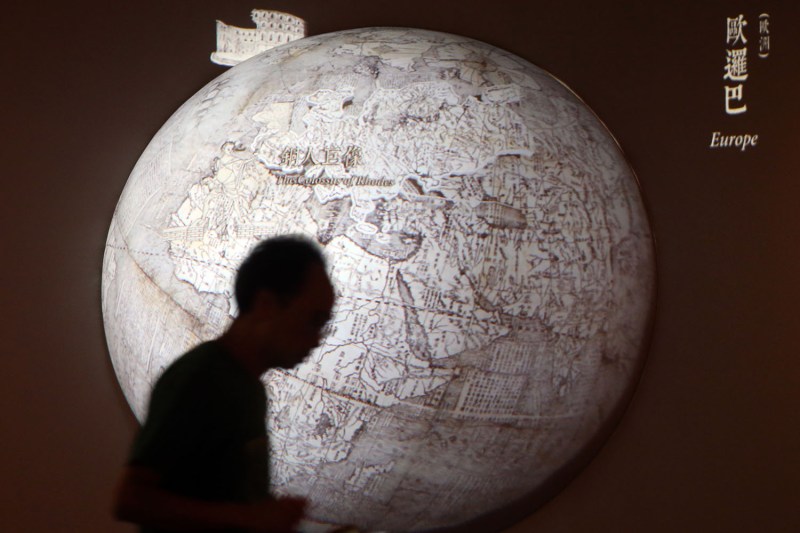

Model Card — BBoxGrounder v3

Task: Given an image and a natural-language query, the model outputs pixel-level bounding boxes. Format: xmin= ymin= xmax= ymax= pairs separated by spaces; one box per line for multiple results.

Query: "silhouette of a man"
xmin=114 ymin=235 xmax=335 ymax=533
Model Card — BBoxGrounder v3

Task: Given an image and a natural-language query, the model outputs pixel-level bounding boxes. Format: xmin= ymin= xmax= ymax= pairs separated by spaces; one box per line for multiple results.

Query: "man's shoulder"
xmin=147 ymin=341 xmax=227 ymax=398
xmin=160 ymin=341 xmax=228 ymax=376
xmin=155 ymin=340 xmax=260 ymax=397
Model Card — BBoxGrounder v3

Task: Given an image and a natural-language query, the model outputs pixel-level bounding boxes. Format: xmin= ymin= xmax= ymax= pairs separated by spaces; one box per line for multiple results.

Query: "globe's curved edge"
xmin=102 ymin=27 xmax=658 ymax=533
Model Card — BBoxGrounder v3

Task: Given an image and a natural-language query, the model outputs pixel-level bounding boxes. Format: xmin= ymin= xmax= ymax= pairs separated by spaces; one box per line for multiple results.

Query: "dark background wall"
xmin=1 ymin=1 xmax=797 ymax=531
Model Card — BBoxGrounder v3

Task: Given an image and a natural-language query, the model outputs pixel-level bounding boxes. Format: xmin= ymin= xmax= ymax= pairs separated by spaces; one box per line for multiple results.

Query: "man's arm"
xmin=113 ymin=465 xmax=306 ymax=532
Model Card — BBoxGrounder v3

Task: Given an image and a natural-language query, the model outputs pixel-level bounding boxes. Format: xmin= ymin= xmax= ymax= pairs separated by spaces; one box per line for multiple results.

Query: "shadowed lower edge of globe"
xmin=422 ymin=274 xmax=657 ymax=533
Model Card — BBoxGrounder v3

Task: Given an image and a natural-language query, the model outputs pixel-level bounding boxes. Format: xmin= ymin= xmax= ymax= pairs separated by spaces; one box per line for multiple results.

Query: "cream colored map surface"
xmin=103 ymin=28 xmax=655 ymax=532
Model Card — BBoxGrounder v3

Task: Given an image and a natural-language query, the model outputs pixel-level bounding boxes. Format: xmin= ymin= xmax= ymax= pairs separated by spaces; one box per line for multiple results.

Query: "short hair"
xmin=234 ymin=235 xmax=326 ymax=313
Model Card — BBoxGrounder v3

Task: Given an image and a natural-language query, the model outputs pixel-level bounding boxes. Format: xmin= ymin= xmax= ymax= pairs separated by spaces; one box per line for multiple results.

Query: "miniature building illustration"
xmin=210 ymin=10 xmax=306 ymax=66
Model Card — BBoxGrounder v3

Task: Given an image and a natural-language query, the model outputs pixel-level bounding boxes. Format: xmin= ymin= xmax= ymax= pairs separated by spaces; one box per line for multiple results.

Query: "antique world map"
xmin=103 ymin=28 xmax=655 ymax=531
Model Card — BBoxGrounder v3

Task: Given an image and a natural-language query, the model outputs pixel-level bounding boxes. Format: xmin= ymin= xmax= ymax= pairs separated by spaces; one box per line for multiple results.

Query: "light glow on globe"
xmin=103 ymin=28 xmax=655 ymax=532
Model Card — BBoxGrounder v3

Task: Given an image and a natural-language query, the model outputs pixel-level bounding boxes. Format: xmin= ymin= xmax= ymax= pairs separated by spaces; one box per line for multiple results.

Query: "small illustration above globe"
xmin=103 ymin=27 xmax=655 ymax=532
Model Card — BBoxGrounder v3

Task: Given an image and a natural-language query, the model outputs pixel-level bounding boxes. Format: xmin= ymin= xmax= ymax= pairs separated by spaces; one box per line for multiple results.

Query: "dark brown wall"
xmin=1 ymin=1 xmax=797 ymax=531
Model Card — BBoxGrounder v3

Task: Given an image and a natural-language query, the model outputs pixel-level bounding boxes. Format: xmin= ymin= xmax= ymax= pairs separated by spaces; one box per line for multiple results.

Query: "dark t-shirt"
xmin=129 ymin=341 xmax=269 ymax=532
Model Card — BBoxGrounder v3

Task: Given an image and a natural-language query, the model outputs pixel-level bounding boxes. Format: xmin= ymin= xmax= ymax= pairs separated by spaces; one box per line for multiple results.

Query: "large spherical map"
xmin=103 ymin=28 xmax=655 ymax=532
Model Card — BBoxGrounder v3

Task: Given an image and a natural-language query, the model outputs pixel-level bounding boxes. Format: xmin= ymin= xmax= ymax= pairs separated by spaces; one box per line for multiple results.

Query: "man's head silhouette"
xmin=228 ymin=235 xmax=335 ymax=370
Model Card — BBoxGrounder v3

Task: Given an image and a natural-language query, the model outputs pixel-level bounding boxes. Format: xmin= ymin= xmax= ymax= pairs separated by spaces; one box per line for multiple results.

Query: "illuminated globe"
xmin=103 ymin=28 xmax=655 ymax=532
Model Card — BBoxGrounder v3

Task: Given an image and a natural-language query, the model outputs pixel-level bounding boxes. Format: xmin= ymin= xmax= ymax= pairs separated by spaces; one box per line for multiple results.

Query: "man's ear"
xmin=251 ymin=289 xmax=282 ymax=319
